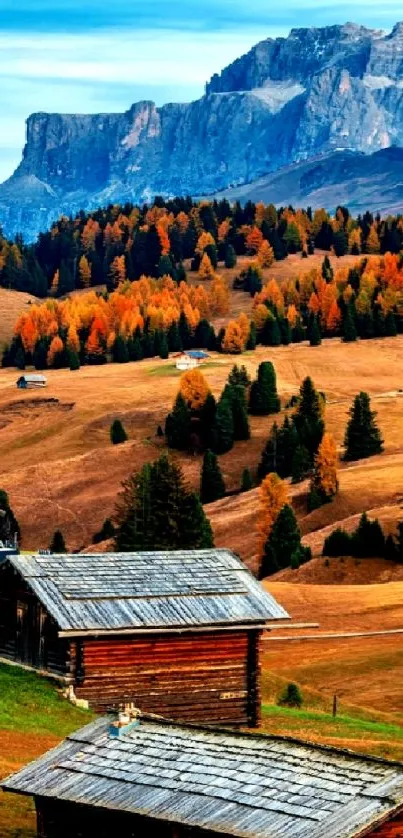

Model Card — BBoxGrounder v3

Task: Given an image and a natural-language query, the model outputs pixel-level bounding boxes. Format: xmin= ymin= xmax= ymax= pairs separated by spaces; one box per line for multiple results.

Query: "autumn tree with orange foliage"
xmin=198 ymin=252 xmax=215 ymax=281
xmin=79 ymin=255 xmax=92 ymax=288
xmin=308 ymin=433 xmax=339 ymax=510
xmin=222 ymin=319 xmax=246 ymax=354
xmin=257 ymin=240 xmax=274 ymax=268
xmin=47 ymin=336 xmax=64 ymax=368
xmin=179 ymin=369 xmax=211 ymax=412
xmin=246 ymin=227 xmax=264 ymax=254
xmin=109 ymin=255 xmax=126 ymax=288
xmin=257 ymin=473 xmax=289 ymax=557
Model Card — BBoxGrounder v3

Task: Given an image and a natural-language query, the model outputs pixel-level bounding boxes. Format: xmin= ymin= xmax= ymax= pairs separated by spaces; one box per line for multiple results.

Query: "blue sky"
xmin=0 ymin=0 xmax=402 ymax=182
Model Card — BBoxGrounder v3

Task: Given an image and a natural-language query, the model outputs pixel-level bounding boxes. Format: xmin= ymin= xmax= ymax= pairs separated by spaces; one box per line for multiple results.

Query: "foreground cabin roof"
xmin=3 ymin=716 xmax=403 ymax=838
xmin=4 ymin=550 xmax=288 ymax=635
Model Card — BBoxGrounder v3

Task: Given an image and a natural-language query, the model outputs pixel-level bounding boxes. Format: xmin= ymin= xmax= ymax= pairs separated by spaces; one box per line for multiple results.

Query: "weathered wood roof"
xmin=3 ymin=716 xmax=403 ymax=838
xmin=5 ymin=550 xmax=288 ymax=633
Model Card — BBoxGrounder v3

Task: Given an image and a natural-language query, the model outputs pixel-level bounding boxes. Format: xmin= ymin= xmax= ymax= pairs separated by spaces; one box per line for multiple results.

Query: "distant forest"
xmin=2 ymin=199 xmax=403 ymax=370
xmin=0 ymin=198 xmax=402 ymax=297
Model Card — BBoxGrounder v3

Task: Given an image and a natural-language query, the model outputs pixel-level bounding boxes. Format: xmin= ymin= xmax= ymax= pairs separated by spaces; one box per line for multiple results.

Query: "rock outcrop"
xmin=2 ymin=22 xmax=403 ymax=238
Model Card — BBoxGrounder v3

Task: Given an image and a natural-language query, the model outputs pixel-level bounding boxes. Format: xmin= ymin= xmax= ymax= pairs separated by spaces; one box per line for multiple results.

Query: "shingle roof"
xmin=5 ymin=550 xmax=288 ymax=634
xmin=3 ymin=716 xmax=403 ymax=838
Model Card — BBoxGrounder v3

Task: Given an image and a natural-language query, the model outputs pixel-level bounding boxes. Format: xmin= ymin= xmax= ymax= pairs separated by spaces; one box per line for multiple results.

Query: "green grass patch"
xmin=147 ymin=361 xmax=223 ymax=377
xmin=261 ymin=703 xmax=403 ymax=761
xmin=0 ymin=663 xmax=94 ymax=737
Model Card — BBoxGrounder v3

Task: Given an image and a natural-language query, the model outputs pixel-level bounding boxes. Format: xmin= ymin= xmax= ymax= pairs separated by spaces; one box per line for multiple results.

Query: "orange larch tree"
xmin=179 ymin=369 xmax=211 ymax=412
xmin=257 ymin=473 xmax=289 ymax=556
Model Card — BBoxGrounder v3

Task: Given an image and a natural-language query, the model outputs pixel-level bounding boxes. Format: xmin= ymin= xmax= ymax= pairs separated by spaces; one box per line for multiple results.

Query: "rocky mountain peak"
xmin=1 ymin=21 xmax=403 ymax=239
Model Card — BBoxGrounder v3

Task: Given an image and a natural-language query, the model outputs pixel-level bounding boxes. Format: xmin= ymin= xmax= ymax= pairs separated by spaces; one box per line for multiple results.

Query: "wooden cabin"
xmin=0 ymin=550 xmax=288 ymax=726
xmin=16 ymin=374 xmax=47 ymax=389
xmin=3 ymin=714 xmax=403 ymax=838
xmin=175 ymin=350 xmax=210 ymax=370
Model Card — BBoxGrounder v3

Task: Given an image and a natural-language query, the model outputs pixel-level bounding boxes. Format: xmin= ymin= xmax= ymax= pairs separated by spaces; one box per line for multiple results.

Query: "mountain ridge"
xmin=2 ymin=21 xmax=403 ymax=239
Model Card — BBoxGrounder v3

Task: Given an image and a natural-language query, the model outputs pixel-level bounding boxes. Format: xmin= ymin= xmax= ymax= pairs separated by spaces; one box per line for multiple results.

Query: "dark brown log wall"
xmin=0 ymin=566 xmax=68 ymax=677
xmin=73 ymin=629 xmax=262 ymax=726
xmin=36 ymin=798 xmax=217 ymax=838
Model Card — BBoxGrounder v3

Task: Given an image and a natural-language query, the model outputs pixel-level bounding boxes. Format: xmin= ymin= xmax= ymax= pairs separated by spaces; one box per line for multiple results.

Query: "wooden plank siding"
xmin=73 ymin=630 xmax=262 ymax=726
xmin=0 ymin=565 xmax=69 ymax=678
xmin=365 ymin=812 xmax=403 ymax=836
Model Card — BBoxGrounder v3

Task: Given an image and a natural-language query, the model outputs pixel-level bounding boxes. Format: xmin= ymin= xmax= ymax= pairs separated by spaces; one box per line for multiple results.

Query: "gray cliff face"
xmin=2 ymin=22 xmax=403 ymax=239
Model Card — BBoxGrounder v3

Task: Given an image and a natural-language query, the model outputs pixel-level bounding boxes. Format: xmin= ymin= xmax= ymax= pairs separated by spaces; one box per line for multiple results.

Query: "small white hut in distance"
xmin=175 ymin=351 xmax=210 ymax=371
xmin=16 ymin=374 xmax=47 ymax=389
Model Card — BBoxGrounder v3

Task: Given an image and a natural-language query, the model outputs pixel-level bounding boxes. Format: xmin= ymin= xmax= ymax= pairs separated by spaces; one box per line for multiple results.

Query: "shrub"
xmin=110 ymin=419 xmax=128 ymax=445
xmin=241 ymin=468 xmax=253 ymax=493
xmin=49 ymin=530 xmax=67 ymax=553
xmin=93 ymin=518 xmax=116 ymax=544
xmin=278 ymin=683 xmax=303 ymax=708
xmin=322 ymin=528 xmax=352 ymax=557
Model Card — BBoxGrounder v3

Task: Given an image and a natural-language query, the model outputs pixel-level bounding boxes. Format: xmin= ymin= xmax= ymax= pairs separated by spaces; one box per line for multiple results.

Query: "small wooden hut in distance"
xmin=0 ymin=549 xmax=288 ymax=726
xmin=3 ymin=714 xmax=403 ymax=838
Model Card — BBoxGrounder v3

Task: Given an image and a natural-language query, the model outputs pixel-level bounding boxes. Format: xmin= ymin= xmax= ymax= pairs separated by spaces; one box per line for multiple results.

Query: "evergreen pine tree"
xmin=225 ymin=245 xmax=237 ymax=268
xmin=176 ymin=261 xmax=187 ymax=282
xmin=342 ymin=304 xmax=357 ymax=342
xmin=224 ymin=384 xmax=250 ymax=441
xmin=293 ymin=377 xmax=325 ymax=463
xmin=178 ymin=312 xmax=193 ymax=349
xmin=344 ymin=392 xmax=383 ymax=461
xmin=228 ymin=364 xmax=251 ymax=389
xmin=279 ymin=317 xmax=292 ymax=346
xmin=165 ymin=393 xmax=191 ymax=451
xmin=211 ymin=398 xmax=234 ymax=454
xmin=49 ymin=529 xmax=67 ymax=553
xmin=384 ymin=534 xmax=398 ymax=562
xmin=110 ymin=419 xmax=128 ymax=445
xmin=333 ymin=228 xmax=348 ymax=257
xmin=385 ymin=311 xmax=397 ymax=337
xmin=260 ymin=504 xmax=311 ymax=578
xmin=15 ymin=348 xmax=26 ymax=370
xmin=113 ymin=335 xmax=130 ymax=363
xmin=159 ymin=332 xmax=169 ymax=359
xmin=68 ymin=349 xmax=80 ymax=370
xmin=130 ymin=337 xmax=144 ymax=361
xmin=322 ymin=528 xmax=352 ymax=557
xmin=180 ymin=493 xmax=214 ymax=549
xmin=167 ymin=322 xmax=182 ymax=352
xmin=114 ymin=455 xmax=214 ymax=551
xmin=395 ymin=522 xmax=403 ymax=563
xmin=322 ymin=255 xmax=334 ymax=282
xmin=249 ymin=362 xmax=280 ymax=416
xmin=258 ymin=423 xmax=279 ymax=482
xmin=200 ymin=450 xmax=226 ymax=504
xmin=351 ymin=513 xmax=385 ymax=558
xmin=262 ymin=315 xmax=281 ymax=346
xmin=93 ymin=517 xmax=116 ymax=545
xmin=309 ymin=315 xmax=322 ymax=346
xmin=246 ymin=321 xmax=257 ymax=350
xmin=241 ymin=468 xmax=253 ymax=492
xmin=199 ymin=392 xmax=217 ymax=451
xmin=291 ymin=445 xmax=311 ymax=483
xmin=33 ymin=340 xmax=48 ymax=370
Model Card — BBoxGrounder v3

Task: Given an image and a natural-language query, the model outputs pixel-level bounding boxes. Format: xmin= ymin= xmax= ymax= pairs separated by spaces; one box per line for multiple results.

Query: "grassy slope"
xmin=2 ymin=337 xmax=403 ymax=553
xmin=0 ymin=663 xmax=94 ymax=838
